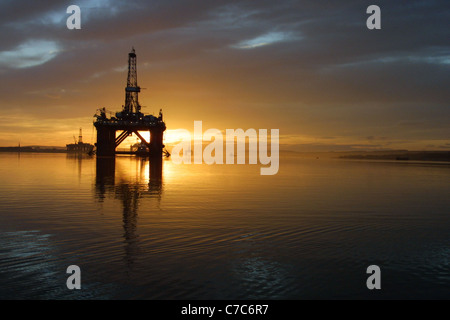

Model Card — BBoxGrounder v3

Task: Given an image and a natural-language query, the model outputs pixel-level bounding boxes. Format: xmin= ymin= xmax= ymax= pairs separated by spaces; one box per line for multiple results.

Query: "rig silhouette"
xmin=94 ymin=48 xmax=167 ymax=158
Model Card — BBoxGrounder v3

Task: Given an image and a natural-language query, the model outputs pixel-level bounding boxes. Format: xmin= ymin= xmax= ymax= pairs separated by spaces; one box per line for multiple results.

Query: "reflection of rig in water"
xmin=94 ymin=48 xmax=169 ymax=158
xmin=95 ymin=157 xmax=163 ymax=202
xmin=94 ymin=157 xmax=163 ymax=269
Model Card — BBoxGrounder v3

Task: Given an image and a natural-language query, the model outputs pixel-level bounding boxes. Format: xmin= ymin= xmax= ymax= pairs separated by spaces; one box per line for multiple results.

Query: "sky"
xmin=0 ymin=0 xmax=448 ymax=151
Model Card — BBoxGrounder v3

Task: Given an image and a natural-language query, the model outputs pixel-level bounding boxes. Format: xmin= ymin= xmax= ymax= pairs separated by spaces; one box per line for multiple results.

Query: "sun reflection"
xmin=161 ymin=158 xmax=179 ymax=183
xmin=114 ymin=156 xmax=150 ymax=185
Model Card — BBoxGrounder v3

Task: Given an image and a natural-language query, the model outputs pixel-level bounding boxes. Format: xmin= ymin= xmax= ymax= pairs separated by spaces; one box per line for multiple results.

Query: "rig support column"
xmin=96 ymin=126 xmax=116 ymax=157
xmin=149 ymin=127 xmax=164 ymax=158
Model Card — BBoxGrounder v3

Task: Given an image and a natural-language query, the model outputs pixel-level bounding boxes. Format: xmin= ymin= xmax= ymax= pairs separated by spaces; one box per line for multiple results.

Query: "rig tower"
xmin=94 ymin=48 xmax=166 ymax=157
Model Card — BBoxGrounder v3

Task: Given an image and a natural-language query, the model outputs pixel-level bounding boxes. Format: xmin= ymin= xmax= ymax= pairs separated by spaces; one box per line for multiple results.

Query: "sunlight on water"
xmin=0 ymin=152 xmax=449 ymax=299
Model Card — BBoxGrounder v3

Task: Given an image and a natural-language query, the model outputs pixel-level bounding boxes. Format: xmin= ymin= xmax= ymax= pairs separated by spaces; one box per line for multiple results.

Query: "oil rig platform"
xmin=67 ymin=128 xmax=94 ymax=154
xmin=94 ymin=48 xmax=167 ymax=158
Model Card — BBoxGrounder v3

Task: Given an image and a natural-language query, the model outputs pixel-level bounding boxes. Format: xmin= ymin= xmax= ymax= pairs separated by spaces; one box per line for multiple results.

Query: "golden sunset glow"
xmin=1 ymin=2 xmax=449 ymax=302
xmin=0 ymin=2 xmax=448 ymax=153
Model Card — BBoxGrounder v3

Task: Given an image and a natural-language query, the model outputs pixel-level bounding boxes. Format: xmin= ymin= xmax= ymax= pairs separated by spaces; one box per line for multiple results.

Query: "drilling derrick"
xmin=78 ymin=128 xmax=83 ymax=143
xmin=124 ymin=48 xmax=141 ymax=115
xmin=94 ymin=48 xmax=167 ymax=158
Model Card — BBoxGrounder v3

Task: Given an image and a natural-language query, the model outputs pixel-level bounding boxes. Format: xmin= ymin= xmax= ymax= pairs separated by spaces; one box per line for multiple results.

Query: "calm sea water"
xmin=0 ymin=152 xmax=448 ymax=299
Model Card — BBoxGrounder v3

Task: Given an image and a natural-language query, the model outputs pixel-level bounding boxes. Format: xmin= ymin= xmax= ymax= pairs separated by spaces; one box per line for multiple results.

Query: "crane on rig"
xmin=67 ymin=128 xmax=94 ymax=154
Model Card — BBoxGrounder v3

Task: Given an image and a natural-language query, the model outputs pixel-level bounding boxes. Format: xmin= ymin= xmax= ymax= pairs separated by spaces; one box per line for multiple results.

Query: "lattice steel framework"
xmin=124 ymin=47 xmax=141 ymax=114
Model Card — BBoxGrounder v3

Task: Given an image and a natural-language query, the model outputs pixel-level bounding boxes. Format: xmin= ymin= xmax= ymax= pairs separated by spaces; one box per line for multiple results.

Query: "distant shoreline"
xmin=0 ymin=146 xmax=66 ymax=153
xmin=337 ymin=151 xmax=450 ymax=162
xmin=280 ymin=150 xmax=450 ymax=162
xmin=1 ymin=147 xmax=450 ymax=162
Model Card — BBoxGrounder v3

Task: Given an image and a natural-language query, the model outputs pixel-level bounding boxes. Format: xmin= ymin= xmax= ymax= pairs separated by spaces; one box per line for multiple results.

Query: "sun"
xmin=163 ymin=129 xmax=192 ymax=144
xmin=134 ymin=130 xmax=192 ymax=145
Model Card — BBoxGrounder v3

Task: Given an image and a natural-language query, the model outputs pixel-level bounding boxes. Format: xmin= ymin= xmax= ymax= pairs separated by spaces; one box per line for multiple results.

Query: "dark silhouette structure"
xmin=94 ymin=48 xmax=166 ymax=157
xmin=66 ymin=128 xmax=94 ymax=154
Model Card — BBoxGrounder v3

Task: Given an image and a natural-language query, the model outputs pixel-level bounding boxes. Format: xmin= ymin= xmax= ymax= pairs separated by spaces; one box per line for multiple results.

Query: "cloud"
xmin=0 ymin=40 xmax=61 ymax=69
xmin=232 ymin=31 xmax=298 ymax=49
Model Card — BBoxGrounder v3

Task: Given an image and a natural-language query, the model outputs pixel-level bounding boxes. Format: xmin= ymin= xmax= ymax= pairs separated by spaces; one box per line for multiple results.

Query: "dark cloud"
xmin=0 ymin=0 xmax=448 ymax=148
